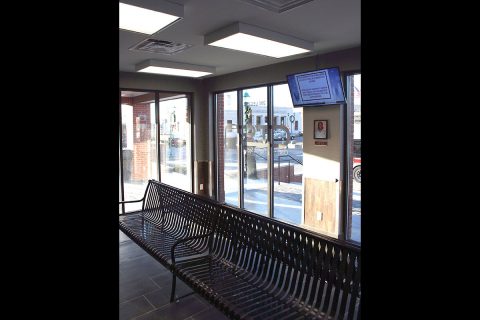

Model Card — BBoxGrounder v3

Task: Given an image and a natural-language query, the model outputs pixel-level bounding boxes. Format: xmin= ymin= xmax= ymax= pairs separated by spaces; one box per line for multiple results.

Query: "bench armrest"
xmin=119 ymin=198 xmax=145 ymax=215
xmin=171 ymin=232 xmax=213 ymax=265
xmin=119 ymin=198 xmax=144 ymax=204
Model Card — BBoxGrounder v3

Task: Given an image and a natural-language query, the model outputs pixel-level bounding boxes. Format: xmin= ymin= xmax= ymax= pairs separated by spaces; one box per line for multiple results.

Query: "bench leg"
xmin=170 ymin=273 xmax=177 ymax=303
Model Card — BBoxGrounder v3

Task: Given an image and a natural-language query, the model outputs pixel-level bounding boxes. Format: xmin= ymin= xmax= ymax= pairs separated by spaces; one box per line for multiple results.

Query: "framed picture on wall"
xmin=314 ymin=120 xmax=328 ymax=139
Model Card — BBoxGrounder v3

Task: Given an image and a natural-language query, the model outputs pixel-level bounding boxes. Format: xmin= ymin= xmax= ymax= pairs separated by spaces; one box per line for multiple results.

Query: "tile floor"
xmin=119 ymin=230 xmax=229 ymax=320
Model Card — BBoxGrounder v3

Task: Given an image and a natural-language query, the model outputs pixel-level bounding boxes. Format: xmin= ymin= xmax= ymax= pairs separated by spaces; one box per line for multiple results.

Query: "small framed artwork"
xmin=314 ymin=120 xmax=328 ymax=139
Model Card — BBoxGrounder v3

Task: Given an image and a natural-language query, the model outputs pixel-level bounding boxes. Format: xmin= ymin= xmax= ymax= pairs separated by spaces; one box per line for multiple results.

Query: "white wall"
xmin=303 ymin=105 xmax=341 ymax=182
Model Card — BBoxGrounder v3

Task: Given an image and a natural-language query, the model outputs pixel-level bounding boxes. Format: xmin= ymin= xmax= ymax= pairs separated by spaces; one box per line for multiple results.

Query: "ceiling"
xmin=119 ymin=0 xmax=360 ymax=78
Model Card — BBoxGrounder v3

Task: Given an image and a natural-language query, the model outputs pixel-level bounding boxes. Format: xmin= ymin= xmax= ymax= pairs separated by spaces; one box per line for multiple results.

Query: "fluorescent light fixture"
xmin=135 ymin=60 xmax=215 ymax=78
xmin=119 ymin=0 xmax=183 ymax=35
xmin=204 ymin=22 xmax=313 ymax=58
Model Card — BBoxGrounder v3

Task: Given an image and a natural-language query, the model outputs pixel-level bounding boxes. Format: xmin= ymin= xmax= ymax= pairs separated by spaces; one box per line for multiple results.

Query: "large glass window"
xmin=215 ymin=79 xmax=358 ymax=243
xmin=216 ymin=85 xmax=303 ymax=222
xmin=346 ymin=74 xmax=361 ymax=243
xmin=216 ymin=91 xmax=239 ymax=206
xmin=272 ymin=84 xmax=303 ymax=225
xmin=120 ymin=91 xmax=158 ymax=212
xmin=159 ymin=95 xmax=192 ymax=192
xmin=119 ymin=90 xmax=192 ymax=213
xmin=242 ymin=87 xmax=269 ymax=216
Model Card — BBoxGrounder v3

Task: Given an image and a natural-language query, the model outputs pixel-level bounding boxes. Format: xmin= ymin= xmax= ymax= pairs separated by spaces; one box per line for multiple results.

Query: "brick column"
xmin=132 ymin=103 xmax=152 ymax=182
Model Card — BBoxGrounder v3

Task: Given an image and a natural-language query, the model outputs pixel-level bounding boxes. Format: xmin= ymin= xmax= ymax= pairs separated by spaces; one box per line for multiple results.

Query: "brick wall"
xmin=121 ymin=97 xmax=133 ymax=105
xmin=131 ymin=103 xmax=152 ymax=181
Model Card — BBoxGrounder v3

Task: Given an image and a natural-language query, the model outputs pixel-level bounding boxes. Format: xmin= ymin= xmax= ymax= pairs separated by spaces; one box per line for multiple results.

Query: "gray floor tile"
xmin=120 ymin=230 xmax=131 ymax=243
xmin=120 ymin=277 xmax=160 ymax=303
xmin=151 ymin=273 xmax=192 ymax=297
xmin=120 ymin=255 xmax=169 ymax=281
xmin=120 ymin=242 xmax=150 ymax=262
xmin=143 ymin=288 xmax=172 ymax=309
xmin=190 ymin=306 xmax=229 ymax=320
xmin=134 ymin=295 xmax=209 ymax=320
xmin=120 ymin=296 xmax=154 ymax=320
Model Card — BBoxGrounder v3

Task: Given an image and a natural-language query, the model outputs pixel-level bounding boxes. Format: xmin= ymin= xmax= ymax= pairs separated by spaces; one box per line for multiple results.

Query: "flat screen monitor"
xmin=287 ymin=67 xmax=346 ymax=107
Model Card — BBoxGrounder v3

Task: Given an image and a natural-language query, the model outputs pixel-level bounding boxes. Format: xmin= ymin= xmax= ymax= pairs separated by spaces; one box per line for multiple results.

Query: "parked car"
xmin=273 ymin=129 xmax=287 ymax=141
xmin=353 ymin=157 xmax=361 ymax=183
xmin=353 ymin=139 xmax=361 ymax=183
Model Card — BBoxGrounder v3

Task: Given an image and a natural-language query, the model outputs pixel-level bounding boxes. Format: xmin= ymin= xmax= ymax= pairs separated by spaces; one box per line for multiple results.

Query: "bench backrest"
xmin=134 ymin=181 xmax=360 ymax=318
xmin=142 ymin=180 xmax=217 ymax=238
xmin=212 ymin=204 xmax=361 ymax=320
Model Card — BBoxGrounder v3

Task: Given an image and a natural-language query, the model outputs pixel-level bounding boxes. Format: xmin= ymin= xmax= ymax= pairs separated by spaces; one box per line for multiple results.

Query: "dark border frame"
xmin=314 ymin=120 xmax=328 ymax=139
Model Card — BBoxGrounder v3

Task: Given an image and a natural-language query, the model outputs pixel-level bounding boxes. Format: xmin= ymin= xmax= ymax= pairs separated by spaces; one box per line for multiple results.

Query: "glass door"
xmin=120 ymin=90 xmax=158 ymax=212
xmin=159 ymin=94 xmax=192 ymax=192
xmin=120 ymin=90 xmax=192 ymax=213
xmin=241 ymin=87 xmax=269 ymax=216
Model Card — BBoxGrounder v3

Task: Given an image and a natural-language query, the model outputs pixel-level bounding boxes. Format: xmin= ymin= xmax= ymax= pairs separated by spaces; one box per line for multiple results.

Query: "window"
xmin=345 ymin=73 xmax=361 ymax=243
xmin=272 ymin=84 xmax=303 ymax=225
xmin=120 ymin=91 xmax=157 ymax=212
xmin=215 ymin=77 xmax=358 ymax=243
xmin=242 ymin=87 xmax=268 ymax=216
xmin=159 ymin=95 xmax=192 ymax=192
xmin=215 ymin=84 xmax=303 ymax=224
xmin=119 ymin=90 xmax=192 ymax=214
xmin=216 ymin=91 xmax=239 ymax=206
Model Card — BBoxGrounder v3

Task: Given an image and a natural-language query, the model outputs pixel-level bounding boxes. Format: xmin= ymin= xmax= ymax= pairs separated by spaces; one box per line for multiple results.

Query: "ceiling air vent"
xmin=238 ymin=0 xmax=314 ymax=13
xmin=130 ymin=39 xmax=193 ymax=55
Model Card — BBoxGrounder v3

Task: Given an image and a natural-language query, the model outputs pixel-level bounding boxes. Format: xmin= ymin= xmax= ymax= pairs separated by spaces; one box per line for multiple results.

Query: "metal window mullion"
xmin=339 ymin=77 xmax=348 ymax=241
xmin=267 ymin=86 xmax=273 ymax=219
xmin=189 ymin=93 xmax=194 ymax=193
xmin=213 ymin=93 xmax=218 ymax=200
xmin=238 ymin=91 xmax=244 ymax=209
xmin=343 ymin=74 xmax=355 ymax=242
xmin=119 ymin=90 xmax=125 ymax=214
xmin=156 ymin=91 xmax=161 ymax=183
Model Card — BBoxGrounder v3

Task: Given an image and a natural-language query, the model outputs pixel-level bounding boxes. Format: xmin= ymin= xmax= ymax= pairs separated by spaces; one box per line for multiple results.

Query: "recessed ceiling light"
xmin=119 ymin=1 xmax=183 ymax=35
xmin=135 ymin=60 xmax=215 ymax=78
xmin=204 ymin=22 xmax=313 ymax=58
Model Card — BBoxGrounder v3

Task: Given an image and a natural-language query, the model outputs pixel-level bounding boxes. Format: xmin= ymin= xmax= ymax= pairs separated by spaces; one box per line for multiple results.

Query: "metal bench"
xmin=119 ymin=180 xmax=217 ymax=270
xmin=171 ymin=204 xmax=361 ymax=320
xmin=119 ymin=181 xmax=361 ymax=319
